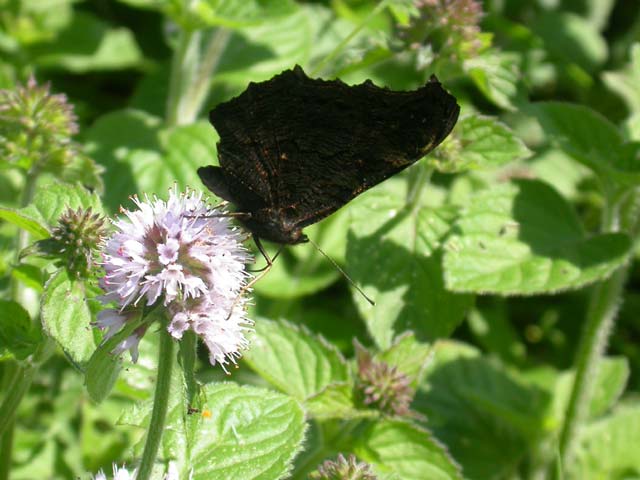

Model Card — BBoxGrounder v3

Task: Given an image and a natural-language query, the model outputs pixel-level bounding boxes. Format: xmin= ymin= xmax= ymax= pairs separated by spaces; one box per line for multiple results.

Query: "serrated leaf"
xmin=574 ymin=404 xmax=640 ymax=479
xmin=0 ymin=207 xmax=49 ymax=239
xmin=41 ymin=269 xmax=97 ymax=364
xmin=20 ymin=182 xmax=104 ymax=229
xmin=464 ymin=49 xmax=521 ymax=110
xmin=31 ymin=12 xmax=143 ymax=72
xmin=529 ymin=102 xmax=640 ymax=184
xmin=187 ymin=383 xmax=305 ymax=480
xmin=414 ymin=341 xmax=549 ymax=480
xmin=243 ymin=319 xmax=349 ymax=400
xmin=346 ymin=179 xmax=473 ymax=348
xmin=443 ymin=180 xmax=632 ymax=295
xmin=0 ymin=300 xmax=40 ymax=360
xmin=355 ymin=420 xmax=462 ymax=480
xmin=433 ymin=115 xmax=530 ymax=173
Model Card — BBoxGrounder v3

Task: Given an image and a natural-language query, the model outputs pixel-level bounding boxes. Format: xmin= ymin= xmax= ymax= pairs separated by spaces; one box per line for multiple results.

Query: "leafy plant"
xmin=1 ymin=0 xmax=640 ymax=479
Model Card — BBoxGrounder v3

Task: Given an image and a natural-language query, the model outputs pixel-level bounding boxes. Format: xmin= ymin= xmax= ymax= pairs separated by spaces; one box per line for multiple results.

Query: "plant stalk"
xmin=137 ymin=328 xmax=175 ymax=480
xmin=166 ymin=29 xmax=201 ymax=127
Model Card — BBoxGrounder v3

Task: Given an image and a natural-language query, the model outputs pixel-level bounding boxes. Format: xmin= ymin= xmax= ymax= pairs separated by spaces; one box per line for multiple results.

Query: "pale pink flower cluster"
xmin=96 ymin=188 xmax=252 ymax=370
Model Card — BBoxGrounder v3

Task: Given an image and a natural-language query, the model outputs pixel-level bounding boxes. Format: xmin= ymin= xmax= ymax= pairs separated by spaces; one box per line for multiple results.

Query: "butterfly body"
xmin=198 ymin=65 xmax=459 ymax=244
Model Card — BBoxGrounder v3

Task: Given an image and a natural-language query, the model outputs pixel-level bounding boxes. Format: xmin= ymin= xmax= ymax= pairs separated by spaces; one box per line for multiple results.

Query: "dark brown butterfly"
xmin=198 ymin=65 xmax=459 ymax=247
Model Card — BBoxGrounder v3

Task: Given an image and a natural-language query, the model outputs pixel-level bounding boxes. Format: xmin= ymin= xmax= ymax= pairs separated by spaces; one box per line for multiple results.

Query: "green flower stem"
xmin=166 ymin=29 xmax=201 ymax=127
xmin=137 ymin=327 xmax=176 ymax=480
xmin=180 ymin=27 xmax=231 ymax=124
xmin=555 ymin=187 xmax=640 ymax=473
xmin=0 ymin=364 xmax=35 ymax=438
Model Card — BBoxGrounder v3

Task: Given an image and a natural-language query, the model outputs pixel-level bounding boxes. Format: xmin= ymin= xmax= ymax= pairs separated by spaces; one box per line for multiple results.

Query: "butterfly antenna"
xmin=225 ymin=236 xmax=282 ymax=320
xmin=307 ymin=237 xmax=375 ymax=306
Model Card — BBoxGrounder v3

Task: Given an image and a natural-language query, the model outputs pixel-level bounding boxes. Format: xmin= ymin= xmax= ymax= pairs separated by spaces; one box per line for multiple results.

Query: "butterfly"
xmin=198 ymin=65 xmax=459 ymax=248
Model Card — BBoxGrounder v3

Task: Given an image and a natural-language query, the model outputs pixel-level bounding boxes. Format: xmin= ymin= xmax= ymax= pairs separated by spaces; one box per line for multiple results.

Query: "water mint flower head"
xmin=97 ymin=187 xmax=253 ymax=370
xmin=308 ymin=454 xmax=377 ymax=480
xmin=0 ymin=76 xmax=78 ymax=170
xmin=354 ymin=342 xmax=414 ymax=416
xmin=29 ymin=206 xmax=108 ymax=278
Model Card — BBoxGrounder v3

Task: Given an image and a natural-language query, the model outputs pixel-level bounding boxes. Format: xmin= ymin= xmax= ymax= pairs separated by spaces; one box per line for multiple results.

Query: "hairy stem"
xmin=137 ymin=328 xmax=175 ymax=480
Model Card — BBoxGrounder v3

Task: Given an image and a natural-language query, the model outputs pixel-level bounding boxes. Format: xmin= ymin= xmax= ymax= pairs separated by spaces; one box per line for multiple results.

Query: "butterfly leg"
xmin=225 ymin=236 xmax=283 ymax=320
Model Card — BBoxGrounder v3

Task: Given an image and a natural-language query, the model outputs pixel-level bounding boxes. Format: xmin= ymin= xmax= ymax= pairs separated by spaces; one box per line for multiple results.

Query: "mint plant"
xmin=1 ymin=1 xmax=640 ymax=479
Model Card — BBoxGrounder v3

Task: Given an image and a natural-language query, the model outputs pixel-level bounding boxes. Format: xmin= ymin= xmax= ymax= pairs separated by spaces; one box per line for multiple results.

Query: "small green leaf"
xmin=188 ymin=383 xmax=306 ymax=480
xmin=305 ymin=383 xmax=377 ymax=420
xmin=443 ymin=180 xmax=632 ymax=295
xmin=553 ymin=357 xmax=629 ymax=421
xmin=11 ymin=264 xmax=45 ymax=292
xmin=574 ymin=404 xmax=640 ymax=479
xmin=243 ymin=319 xmax=349 ymax=400
xmin=0 ymin=300 xmax=40 ymax=360
xmin=378 ymin=333 xmax=432 ymax=387
xmin=464 ymin=49 xmax=522 ymax=110
xmin=415 ymin=341 xmax=550 ymax=480
xmin=433 ymin=115 xmax=531 ymax=173
xmin=355 ymin=420 xmax=462 ymax=480
xmin=41 ymin=269 xmax=97 ymax=364
xmin=346 ymin=179 xmax=473 ymax=348
xmin=0 ymin=207 xmax=49 ymax=239
xmin=20 ymin=182 xmax=104 ymax=229
xmin=31 ymin=12 xmax=143 ymax=72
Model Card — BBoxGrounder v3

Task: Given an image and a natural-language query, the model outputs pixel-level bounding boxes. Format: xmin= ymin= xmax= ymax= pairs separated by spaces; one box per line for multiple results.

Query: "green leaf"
xmin=20 ymin=182 xmax=104 ymax=229
xmin=355 ymin=420 xmax=462 ymax=480
xmin=443 ymin=180 xmax=632 ymax=295
xmin=187 ymin=383 xmax=305 ymax=480
xmin=11 ymin=264 xmax=45 ymax=292
xmin=574 ymin=404 xmax=640 ymax=479
xmin=243 ymin=319 xmax=349 ymax=400
xmin=464 ymin=49 xmax=522 ymax=110
xmin=194 ymin=0 xmax=298 ymax=29
xmin=414 ymin=341 xmax=550 ymax=480
xmin=0 ymin=300 xmax=40 ymax=360
xmin=305 ymin=383 xmax=377 ymax=420
xmin=432 ymin=115 xmax=531 ymax=173
xmin=41 ymin=269 xmax=97 ymax=364
xmin=467 ymin=303 xmax=526 ymax=364
xmin=529 ymin=102 xmax=640 ymax=184
xmin=31 ymin=12 xmax=143 ymax=72
xmin=346 ymin=178 xmax=473 ymax=348
xmin=603 ymin=43 xmax=640 ymax=115
xmin=531 ymin=12 xmax=607 ymax=73
xmin=553 ymin=357 xmax=629 ymax=421
xmin=0 ymin=207 xmax=49 ymax=239
xmin=216 ymin=5 xmax=313 ymax=83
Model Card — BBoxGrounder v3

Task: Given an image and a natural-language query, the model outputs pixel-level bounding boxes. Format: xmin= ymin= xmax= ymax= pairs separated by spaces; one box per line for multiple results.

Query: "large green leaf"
xmin=355 ymin=420 xmax=462 ymax=480
xmin=530 ymin=102 xmax=640 ymax=185
xmin=346 ymin=178 xmax=473 ymax=348
xmin=188 ymin=383 xmax=305 ymax=480
xmin=30 ymin=12 xmax=143 ymax=72
xmin=443 ymin=180 xmax=632 ymax=295
xmin=464 ymin=49 xmax=522 ymax=110
xmin=194 ymin=0 xmax=298 ymax=28
xmin=41 ymin=269 xmax=97 ymax=364
xmin=243 ymin=319 xmax=349 ymax=400
xmin=414 ymin=341 xmax=550 ymax=480
xmin=603 ymin=43 xmax=640 ymax=115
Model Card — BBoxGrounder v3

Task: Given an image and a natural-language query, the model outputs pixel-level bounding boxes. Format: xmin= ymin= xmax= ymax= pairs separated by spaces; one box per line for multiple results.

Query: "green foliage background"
xmin=1 ymin=0 xmax=640 ymax=479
